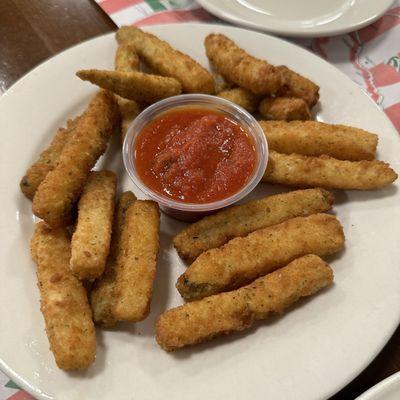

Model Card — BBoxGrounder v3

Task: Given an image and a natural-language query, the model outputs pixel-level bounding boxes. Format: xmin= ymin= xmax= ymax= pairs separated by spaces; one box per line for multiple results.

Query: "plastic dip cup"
xmin=123 ymin=94 xmax=268 ymax=222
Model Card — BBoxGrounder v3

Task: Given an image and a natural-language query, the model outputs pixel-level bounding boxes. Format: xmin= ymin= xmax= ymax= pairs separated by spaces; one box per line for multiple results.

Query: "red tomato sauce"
xmin=134 ymin=108 xmax=256 ymax=204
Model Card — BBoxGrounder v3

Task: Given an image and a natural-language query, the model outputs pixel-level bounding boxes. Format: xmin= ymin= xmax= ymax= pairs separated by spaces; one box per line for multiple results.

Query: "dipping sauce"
xmin=134 ymin=108 xmax=257 ymax=204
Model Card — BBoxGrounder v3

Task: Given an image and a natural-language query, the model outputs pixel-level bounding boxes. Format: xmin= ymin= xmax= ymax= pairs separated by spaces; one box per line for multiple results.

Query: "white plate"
xmin=357 ymin=372 xmax=400 ymax=400
xmin=197 ymin=0 xmax=395 ymax=37
xmin=0 ymin=23 xmax=399 ymax=400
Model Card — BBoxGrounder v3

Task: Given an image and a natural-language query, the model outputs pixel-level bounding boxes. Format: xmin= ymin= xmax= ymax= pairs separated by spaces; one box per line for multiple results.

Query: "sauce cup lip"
xmin=122 ymin=93 xmax=268 ymax=213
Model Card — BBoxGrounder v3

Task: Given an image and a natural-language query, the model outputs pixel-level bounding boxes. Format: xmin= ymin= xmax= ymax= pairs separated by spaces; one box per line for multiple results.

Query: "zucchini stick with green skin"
xmin=173 ymin=188 xmax=334 ymax=263
xmin=176 ymin=213 xmax=344 ymax=301
xmin=157 ymin=254 xmax=333 ymax=351
xmin=70 ymin=171 xmax=117 ymax=280
xmin=90 ymin=191 xmax=136 ymax=327
xmin=31 ymin=222 xmax=96 ymax=370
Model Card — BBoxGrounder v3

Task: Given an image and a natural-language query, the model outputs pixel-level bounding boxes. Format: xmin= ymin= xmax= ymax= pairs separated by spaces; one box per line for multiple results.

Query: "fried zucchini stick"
xmin=113 ymin=200 xmax=160 ymax=322
xmin=70 ymin=171 xmax=117 ymax=280
xmin=117 ymin=97 xmax=141 ymax=142
xmin=158 ymin=254 xmax=333 ymax=351
xmin=260 ymin=121 xmax=378 ymax=161
xmin=20 ymin=117 xmax=80 ymax=200
xmin=114 ymin=43 xmax=142 ymax=142
xmin=174 ymin=188 xmax=334 ymax=262
xmin=205 ymin=33 xmax=283 ymax=95
xmin=32 ymin=91 xmax=119 ymax=226
xmin=176 ymin=213 xmax=343 ymax=301
xmin=214 ymin=74 xmax=232 ymax=93
xmin=116 ymin=26 xmax=215 ymax=94
xmin=259 ymin=97 xmax=311 ymax=121
xmin=114 ymin=42 xmax=140 ymax=72
xmin=264 ymin=151 xmax=397 ymax=190
xmin=31 ymin=222 xmax=96 ymax=370
xmin=77 ymin=69 xmax=181 ymax=104
xmin=90 ymin=191 xmax=136 ymax=327
xmin=217 ymin=87 xmax=260 ymax=113
xmin=277 ymin=65 xmax=320 ymax=107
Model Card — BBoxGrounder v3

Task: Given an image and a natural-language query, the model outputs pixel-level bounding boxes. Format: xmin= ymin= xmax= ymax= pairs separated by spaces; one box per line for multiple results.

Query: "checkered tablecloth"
xmin=2 ymin=1 xmax=399 ymax=399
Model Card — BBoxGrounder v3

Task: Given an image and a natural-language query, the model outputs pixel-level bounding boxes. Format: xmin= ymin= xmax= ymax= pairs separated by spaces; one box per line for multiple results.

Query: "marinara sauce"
xmin=134 ymin=108 xmax=256 ymax=204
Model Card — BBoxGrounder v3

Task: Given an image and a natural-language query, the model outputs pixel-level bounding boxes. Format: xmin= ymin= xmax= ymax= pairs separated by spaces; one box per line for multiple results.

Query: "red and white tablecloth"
xmin=1 ymin=1 xmax=399 ymax=398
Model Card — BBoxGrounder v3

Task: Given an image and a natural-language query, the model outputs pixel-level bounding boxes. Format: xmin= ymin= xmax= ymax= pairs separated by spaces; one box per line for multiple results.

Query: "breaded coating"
xmin=114 ymin=43 xmax=142 ymax=142
xmin=157 ymin=254 xmax=333 ymax=351
xmin=70 ymin=171 xmax=117 ymax=280
xmin=116 ymin=26 xmax=215 ymax=94
xmin=76 ymin=69 xmax=182 ymax=104
xmin=205 ymin=33 xmax=283 ymax=95
xmin=173 ymin=188 xmax=334 ymax=263
xmin=114 ymin=43 xmax=140 ymax=72
xmin=259 ymin=97 xmax=311 ymax=121
xmin=176 ymin=213 xmax=343 ymax=301
xmin=217 ymin=87 xmax=260 ymax=113
xmin=263 ymin=151 xmax=397 ymax=190
xmin=260 ymin=121 xmax=378 ymax=161
xmin=113 ymin=200 xmax=160 ymax=322
xmin=277 ymin=65 xmax=320 ymax=107
xmin=31 ymin=222 xmax=96 ymax=370
xmin=32 ymin=91 xmax=120 ymax=226
xmin=90 ymin=191 xmax=137 ymax=327
xmin=214 ymin=74 xmax=232 ymax=93
xmin=117 ymin=96 xmax=141 ymax=142
xmin=20 ymin=117 xmax=80 ymax=200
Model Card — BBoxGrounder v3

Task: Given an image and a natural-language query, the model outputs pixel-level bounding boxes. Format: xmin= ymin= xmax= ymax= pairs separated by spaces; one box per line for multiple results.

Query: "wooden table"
xmin=1 ymin=0 xmax=399 ymax=398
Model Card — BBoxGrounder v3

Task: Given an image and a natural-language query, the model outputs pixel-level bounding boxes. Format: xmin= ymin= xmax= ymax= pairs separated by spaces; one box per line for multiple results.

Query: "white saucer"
xmin=197 ymin=0 xmax=395 ymax=37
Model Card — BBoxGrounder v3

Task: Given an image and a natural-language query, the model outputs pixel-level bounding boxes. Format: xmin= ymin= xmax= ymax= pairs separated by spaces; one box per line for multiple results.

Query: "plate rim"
xmin=356 ymin=371 xmax=400 ymax=400
xmin=196 ymin=0 xmax=396 ymax=37
xmin=0 ymin=22 xmax=399 ymax=400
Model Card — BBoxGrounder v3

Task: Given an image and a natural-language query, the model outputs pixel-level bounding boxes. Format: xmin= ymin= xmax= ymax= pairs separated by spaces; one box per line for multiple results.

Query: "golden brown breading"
xmin=90 ymin=191 xmax=137 ymax=327
xmin=217 ymin=87 xmax=260 ymax=113
xmin=114 ymin=43 xmax=142 ymax=142
xmin=20 ymin=117 xmax=80 ymax=200
xmin=259 ymin=97 xmax=311 ymax=121
xmin=70 ymin=171 xmax=117 ymax=280
xmin=113 ymin=200 xmax=160 ymax=322
xmin=277 ymin=65 xmax=320 ymax=107
xmin=117 ymin=96 xmax=142 ymax=142
xmin=77 ymin=69 xmax=182 ymax=104
xmin=32 ymin=91 xmax=119 ymax=227
xmin=260 ymin=121 xmax=378 ymax=161
xmin=263 ymin=151 xmax=397 ymax=190
xmin=31 ymin=222 xmax=96 ymax=370
xmin=213 ymin=74 xmax=232 ymax=93
xmin=76 ymin=69 xmax=181 ymax=104
xmin=116 ymin=26 xmax=215 ymax=94
xmin=205 ymin=33 xmax=283 ymax=95
xmin=114 ymin=43 xmax=140 ymax=72
xmin=174 ymin=188 xmax=334 ymax=263
xmin=176 ymin=213 xmax=343 ymax=301
xmin=157 ymin=254 xmax=333 ymax=351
